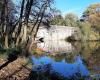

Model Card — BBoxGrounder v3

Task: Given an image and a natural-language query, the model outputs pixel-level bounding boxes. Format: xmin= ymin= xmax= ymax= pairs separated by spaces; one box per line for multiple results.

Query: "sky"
xmin=54 ymin=0 xmax=100 ymax=17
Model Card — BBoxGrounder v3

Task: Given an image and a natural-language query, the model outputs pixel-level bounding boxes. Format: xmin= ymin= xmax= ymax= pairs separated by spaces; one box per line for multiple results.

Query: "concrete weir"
xmin=36 ymin=25 xmax=79 ymax=41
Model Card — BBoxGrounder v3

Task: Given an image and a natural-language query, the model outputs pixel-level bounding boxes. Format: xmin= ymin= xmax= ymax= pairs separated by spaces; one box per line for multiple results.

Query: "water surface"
xmin=31 ymin=40 xmax=100 ymax=79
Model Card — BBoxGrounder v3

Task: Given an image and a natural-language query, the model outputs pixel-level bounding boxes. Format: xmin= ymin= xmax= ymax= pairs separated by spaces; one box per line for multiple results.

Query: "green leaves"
xmin=64 ymin=13 xmax=78 ymax=27
xmin=50 ymin=12 xmax=78 ymax=27
xmin=50 ymin=15 xmax=65 ymax=26
xmin=83 ymin=3 xmax=100 ymax=33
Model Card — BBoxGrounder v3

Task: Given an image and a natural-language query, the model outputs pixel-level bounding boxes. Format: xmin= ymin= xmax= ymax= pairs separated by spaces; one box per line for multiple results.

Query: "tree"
xmin=0 ymin=0 xmax=54 ymax=50
xmin=82 ymin=3 xmax=100 ymax=33
xmin=49 ymin=9 xmax=65 ymax=25
xmin=77 ymin=20 xmax=99 ymax=41
xmin=50 ymin=14 xmax=65 ymax=25
xmin=0 ymin=0 xmax=17 ymax=48
xmin=64 ymin=13 xmax=78 ymax=27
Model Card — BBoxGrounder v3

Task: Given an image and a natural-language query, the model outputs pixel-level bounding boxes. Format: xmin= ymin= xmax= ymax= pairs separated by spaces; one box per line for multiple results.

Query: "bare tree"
xmin=0 ymin=0 xmax=54 ymax=50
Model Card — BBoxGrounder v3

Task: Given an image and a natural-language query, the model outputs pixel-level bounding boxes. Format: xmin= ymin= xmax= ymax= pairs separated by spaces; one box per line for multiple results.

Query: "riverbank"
xmin=0 ymin=44 xmax=100 ymax=80
xmin=0 ymin=57 xmax=31 ymax=80
xmin=0 ymin=54 xmax=100 ymax=80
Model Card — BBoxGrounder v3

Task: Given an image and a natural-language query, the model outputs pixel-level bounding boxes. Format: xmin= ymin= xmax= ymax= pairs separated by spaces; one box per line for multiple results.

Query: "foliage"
xmin=50 ymin=13 xmax=65 ymax=26
xmin=77 ymin=21 xmax=99 ymax=41
xmin=50 ymin=12 xmax=78 ymax=27
xmin=77 ymin=3 xmax=100 ymax=41
xmin=64 ymin=13 xmax=78 ymax=27
xmin=83 ymin=3 xmax=100 ymax=33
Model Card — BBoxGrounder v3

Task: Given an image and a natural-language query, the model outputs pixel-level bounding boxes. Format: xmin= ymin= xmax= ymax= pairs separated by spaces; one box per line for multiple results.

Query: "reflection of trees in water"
xmin=28 ymin=64 xmax=89 ymax=80
xmin=31 ymin=50 xmax=78 ymax=63
xmin=87 ymin=46 xmax=100 ymax=73
xmin=72 ymin=42 xmax=100 ymax=74
xmin=38 ymin=52 xmax=78 ymax=63
xmin=51 ymin=53 xmax=77 ymax=63
xmin=65 ymin=53 xmax=76 ymax=63
xmin=72 ymin=42 xmax=100 ymax=60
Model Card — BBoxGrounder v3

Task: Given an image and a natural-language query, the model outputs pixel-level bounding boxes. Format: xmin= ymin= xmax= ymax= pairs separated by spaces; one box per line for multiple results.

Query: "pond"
xmin=30 ymin=40 xmax=100 ymax=80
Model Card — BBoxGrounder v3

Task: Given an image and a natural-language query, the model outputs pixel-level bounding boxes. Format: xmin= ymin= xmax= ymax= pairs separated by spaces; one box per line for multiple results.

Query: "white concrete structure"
xmin=36 ymin=25 xmax=79 ymax=41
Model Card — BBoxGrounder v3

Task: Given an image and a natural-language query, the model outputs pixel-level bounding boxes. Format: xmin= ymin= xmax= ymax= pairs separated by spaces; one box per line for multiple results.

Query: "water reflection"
xmin=31 ymin=55 xmax=89 ymax=79
xmin=37 ymin=40 xmax=75 ymax=53
xmin=33 ymin=41 xmax=100 ymax=79
xmin=72 ymin=42 xmax=100 ymax=74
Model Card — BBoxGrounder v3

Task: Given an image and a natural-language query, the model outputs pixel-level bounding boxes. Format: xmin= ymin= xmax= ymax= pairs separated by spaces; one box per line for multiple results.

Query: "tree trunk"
xmin=4 ymin=34 xmax=8 ymax=48
xmin=23 ymin=37 xmax=35 ymax=57
xmin=22 ymin=24 xmax=27 ymax=42
xmin=16 ymin=36 xmax=20 ymax=46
